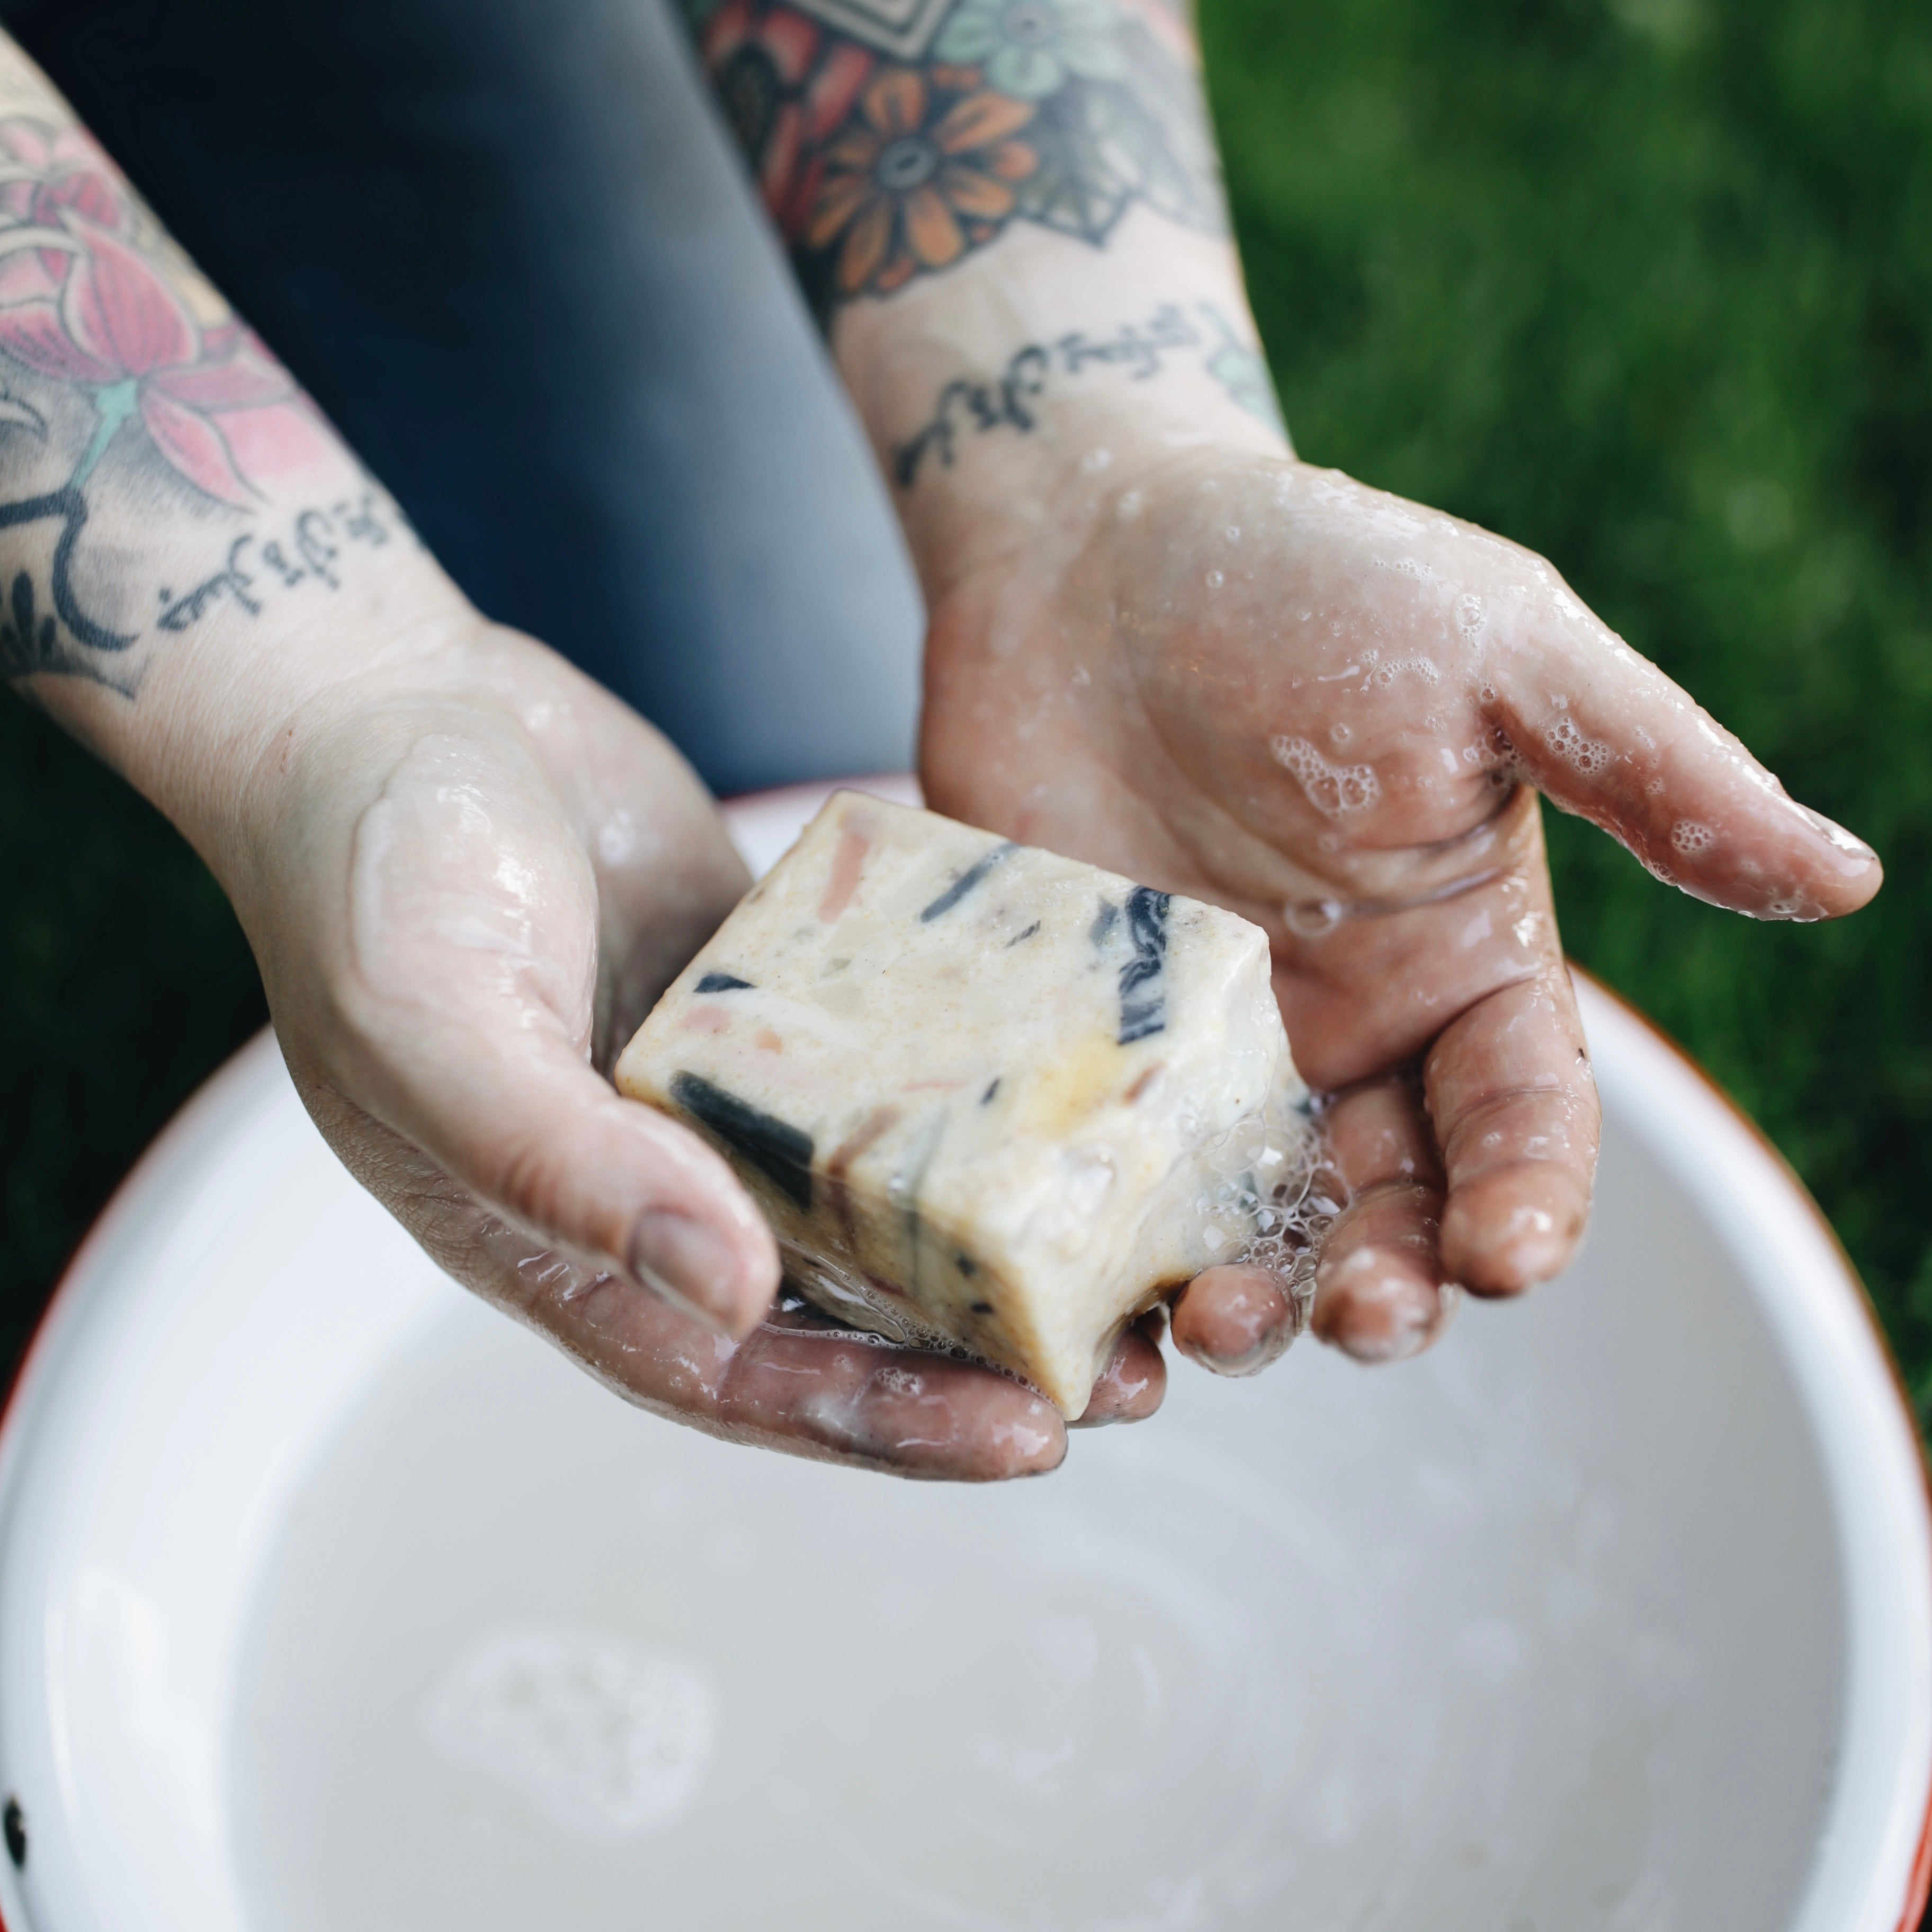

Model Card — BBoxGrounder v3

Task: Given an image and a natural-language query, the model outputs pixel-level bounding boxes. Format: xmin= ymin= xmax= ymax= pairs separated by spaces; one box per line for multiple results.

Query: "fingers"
xmin=1490 ymin=598 xmax=1880 ymax=922
xmin=1170 ymin=1266 xmax=1302 ymax=1376
xmin=1073 ymin=1316 xmax=1168 ymax=1425
xmin=1311 ymin=1078 xmax=1457 ymax=1362
xmin=1425 ymin=969 xmax=1599 ymax=1296
xmin=1267 ymin=783 xmax=1551 ymax=1089
xmin=525 ymin=1277 xmax=1067 ymax=1480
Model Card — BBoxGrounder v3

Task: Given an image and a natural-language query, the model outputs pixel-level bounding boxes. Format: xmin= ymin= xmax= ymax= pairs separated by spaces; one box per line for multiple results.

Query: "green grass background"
xmin=2 ymin=0 xmax=1929 ymax=1439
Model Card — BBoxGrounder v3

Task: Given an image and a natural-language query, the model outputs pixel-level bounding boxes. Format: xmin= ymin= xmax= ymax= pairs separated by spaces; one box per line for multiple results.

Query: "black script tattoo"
xmin=154 ymin=491 xmax=402 ymax=637
xmin=893 ymin=300 xmax=1283 ymax=485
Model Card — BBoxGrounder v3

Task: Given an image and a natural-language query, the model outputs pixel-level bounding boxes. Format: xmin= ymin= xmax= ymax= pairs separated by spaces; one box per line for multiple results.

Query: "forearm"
xmin=687 ymin=0 xmax=1286 ymax=591
xmin=0 ymin=36 xmax=475 ymax=875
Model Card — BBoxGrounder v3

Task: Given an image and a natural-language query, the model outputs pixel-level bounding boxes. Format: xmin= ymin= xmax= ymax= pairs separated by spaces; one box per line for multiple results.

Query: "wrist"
xmin=833 ymin=210 xmax=1290 ymax=597
xmin=23 ymin=440 xmax=486 ymax=866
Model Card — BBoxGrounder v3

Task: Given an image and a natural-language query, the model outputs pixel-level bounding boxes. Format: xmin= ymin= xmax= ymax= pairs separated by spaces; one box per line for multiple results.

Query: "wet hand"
xmin=920 ymin=449 xmax=1880 ymax=1364
xmin=234 ymin=618 xmax=1087 ymax=1478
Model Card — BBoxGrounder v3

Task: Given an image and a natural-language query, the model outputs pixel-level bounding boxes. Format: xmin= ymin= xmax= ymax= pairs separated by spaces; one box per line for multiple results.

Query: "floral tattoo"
xmin=689 ymin=0 xmax=1224 ymax=319
xmin=0 ymin=111 xmax=381 ymax=693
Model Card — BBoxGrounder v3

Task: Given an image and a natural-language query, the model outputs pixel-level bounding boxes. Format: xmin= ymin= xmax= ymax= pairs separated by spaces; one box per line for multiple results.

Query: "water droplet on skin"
xmin=596 ymin=810 xmax=639 ymax=866
xmin=1798 ymin=804 xmax=1874 ymax=857
xmin=1081 ymin=446 xmax=1114 ymax=475
xmin=1205 ymin=569 xmax=1224 ymax=589
xmin=1284 ymin=897 xmax=1348 ymax=937
xmin=1224 ymin=524 xmax=1241 ymax=542
xmin=1330 ymin=722 xmax=1352 ymax=747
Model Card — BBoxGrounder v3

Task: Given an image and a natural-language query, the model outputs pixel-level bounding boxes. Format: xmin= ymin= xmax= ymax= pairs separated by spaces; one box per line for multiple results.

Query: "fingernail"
xmin=1317 ymin=1253 xmax=1446 ymax=1363
xmin=1338 ymin=1292 xmax=1437 ymax=1363
xmin=1799 ymin=805 xmax=1877 ymax=863
xmin=628 ymin=1210 xmax=749 ymax=1334
xmin=1182 ymin=1310 xmax=1296 ymax=1378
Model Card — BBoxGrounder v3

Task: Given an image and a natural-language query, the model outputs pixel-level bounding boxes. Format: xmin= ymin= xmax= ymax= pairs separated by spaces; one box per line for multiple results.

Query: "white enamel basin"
xmin=1 ymin=777 xmax=1927 ymax=1932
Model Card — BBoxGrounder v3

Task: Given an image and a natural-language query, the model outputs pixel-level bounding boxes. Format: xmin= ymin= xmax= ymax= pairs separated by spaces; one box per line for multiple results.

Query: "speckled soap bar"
xmin=614 ymin=791 xmax=1295 ymax=1418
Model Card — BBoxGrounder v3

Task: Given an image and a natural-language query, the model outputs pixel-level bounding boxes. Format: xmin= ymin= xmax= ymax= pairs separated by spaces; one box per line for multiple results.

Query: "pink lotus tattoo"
xmin=0 ymin=117 xmax=300 ymax=669
xmin=0 ymin=216 xmax=291 ymax=507
xmin=0 ymin=119 xmax=293 ymax=505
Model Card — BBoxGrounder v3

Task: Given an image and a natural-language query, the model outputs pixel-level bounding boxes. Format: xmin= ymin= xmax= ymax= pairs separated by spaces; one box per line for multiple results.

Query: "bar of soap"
xmin=614 ymin=791 xmax=1299 ymax=1418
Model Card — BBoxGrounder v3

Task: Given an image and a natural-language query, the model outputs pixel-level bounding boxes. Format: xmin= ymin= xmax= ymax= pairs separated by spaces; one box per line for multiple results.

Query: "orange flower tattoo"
xmin=803 ymin=68 xmax=1036 ymax=296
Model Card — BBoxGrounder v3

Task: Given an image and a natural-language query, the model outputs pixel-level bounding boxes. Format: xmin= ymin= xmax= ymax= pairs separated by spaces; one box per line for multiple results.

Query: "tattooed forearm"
xmin=687 ymin=0 xmax=1224 ymax=320
xmin=0 ymin=43 xmax=413 ymax=699
xmin=892 ymin=298 xmax=1281 ymax=485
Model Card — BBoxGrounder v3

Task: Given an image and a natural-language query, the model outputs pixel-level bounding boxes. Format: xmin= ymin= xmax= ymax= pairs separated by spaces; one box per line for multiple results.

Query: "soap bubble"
xmin=423 ymin=1628 xmax=716 ymax=1839
xmin=1176 ymin=1069 xmax=1335 ymax=1335
xmin=1271 ymin=735 xmax=1381 ymax=818
xmin=1545 ymin=715 xmax=1612 ymax=775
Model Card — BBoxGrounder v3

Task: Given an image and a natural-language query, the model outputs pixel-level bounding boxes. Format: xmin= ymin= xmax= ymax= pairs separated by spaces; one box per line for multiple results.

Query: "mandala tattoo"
xmin=687 ymin=0 xmax=1226 ymax=321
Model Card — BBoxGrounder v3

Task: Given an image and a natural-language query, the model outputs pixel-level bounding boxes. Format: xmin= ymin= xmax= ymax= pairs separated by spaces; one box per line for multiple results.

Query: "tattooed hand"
xmin=0 ymin=33 xmax=1104 ymax=1478
xmin=917 ymin=445 xmax=1882 ymax=1361
xmin=693 ymin=0 xmax=1881 ymax=1370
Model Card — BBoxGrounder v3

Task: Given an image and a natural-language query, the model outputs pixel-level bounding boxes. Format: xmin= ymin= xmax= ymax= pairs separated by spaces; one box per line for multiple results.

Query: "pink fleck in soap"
xmin=615 ymin=791 xmax=1295 ymax=1418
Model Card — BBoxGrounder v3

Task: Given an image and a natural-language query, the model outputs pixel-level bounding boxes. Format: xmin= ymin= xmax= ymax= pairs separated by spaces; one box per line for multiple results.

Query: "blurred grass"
xmin=2 ymin=0 xmax=1928 ymax=1442
xmin=0 ymin=705 xmax=267 ymax=1378
xmin=1205 ymin=0 xmax=1932 ymax=1428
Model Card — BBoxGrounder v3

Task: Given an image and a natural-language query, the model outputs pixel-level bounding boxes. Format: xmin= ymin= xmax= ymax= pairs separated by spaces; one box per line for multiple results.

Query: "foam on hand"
xmin=615 ymin=792 xmax=1320 ymax=1418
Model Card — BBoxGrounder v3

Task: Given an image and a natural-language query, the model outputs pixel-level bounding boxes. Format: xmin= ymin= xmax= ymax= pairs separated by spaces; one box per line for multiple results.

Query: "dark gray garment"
xmin=8 ymin=0 xmax=922 ymax=793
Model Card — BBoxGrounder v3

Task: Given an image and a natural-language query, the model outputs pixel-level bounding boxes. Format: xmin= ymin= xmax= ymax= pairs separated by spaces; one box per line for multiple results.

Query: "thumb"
xmin=360 ymin=1017 xmax=782 ymax=1336
xmin=274 ymin=702 xmax=781 ymax=1336
xmin=1489 ymin=619 xmax=1880 ymax=921
xmin=464 ymin=1042 xmax=782 ymax=1337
